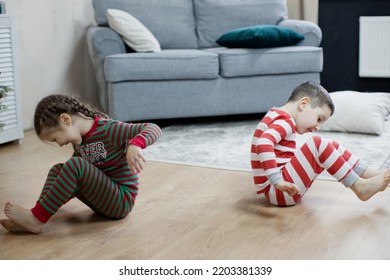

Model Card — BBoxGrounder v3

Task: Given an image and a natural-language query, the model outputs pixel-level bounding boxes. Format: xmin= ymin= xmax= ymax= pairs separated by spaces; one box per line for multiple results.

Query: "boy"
xmin=251 ymin=81 xmax=390 ymax=206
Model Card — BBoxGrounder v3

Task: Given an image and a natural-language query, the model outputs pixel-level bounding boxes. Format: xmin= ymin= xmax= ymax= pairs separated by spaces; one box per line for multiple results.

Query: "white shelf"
xmin=0 ymin=15 xmax=23 ymax=144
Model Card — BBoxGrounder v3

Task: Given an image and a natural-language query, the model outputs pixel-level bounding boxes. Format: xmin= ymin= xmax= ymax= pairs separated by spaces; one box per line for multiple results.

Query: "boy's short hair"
xmin=288 ymin=81 xmax=335 ymax=115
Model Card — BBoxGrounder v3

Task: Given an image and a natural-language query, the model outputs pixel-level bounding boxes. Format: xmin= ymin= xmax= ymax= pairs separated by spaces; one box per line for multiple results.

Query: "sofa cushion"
xmin=194 ymin=0 xmax=288 ymax=48
xmin=107 ymin=9 xmax=161 ymax=52
xmin=93 ymin=0 xmax=198 ymax=49
xmin=320 ymin=91 xmax=390 ymax=135
xmin=104 ymin=50 xmax=219 ymax=82
xmin=216 ymin=25 xmax=304 ymax=48
xmin=206 ymin=46 xmax=323 ymax=78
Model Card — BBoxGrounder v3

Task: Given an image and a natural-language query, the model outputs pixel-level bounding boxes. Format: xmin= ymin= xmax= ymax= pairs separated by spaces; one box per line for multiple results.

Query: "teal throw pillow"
xmin=216 ymin=25 xmax=305 ymax=48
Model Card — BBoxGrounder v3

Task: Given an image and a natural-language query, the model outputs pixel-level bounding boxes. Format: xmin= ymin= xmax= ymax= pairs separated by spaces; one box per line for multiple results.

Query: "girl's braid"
xmin=66 ymin=95 xmax=109 ymax=120
xmin=34 ymin=94 xmax=110 ymax=135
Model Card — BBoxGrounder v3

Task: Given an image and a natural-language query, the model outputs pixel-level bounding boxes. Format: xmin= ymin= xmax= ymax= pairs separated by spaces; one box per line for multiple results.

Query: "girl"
xmin=1 ymin=94 xmax=162 ymax=233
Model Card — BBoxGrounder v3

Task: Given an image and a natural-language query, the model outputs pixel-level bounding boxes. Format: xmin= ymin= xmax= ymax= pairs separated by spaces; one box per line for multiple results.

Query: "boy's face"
xmin=295 ymin=99 xmax=332 ymax=134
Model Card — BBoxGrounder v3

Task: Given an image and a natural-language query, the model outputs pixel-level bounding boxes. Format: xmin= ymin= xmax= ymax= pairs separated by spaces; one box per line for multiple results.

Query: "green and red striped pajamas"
xmin=31 ymin=118 xmax=162 ymax=223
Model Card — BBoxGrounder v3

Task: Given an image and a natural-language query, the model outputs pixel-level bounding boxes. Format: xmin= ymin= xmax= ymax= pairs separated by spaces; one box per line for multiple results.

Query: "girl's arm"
xmin=105 ymin=121 xmax=162 ymax=147
xmin=125 ymin=123 xmax=162 ymax=173
xmin=127 ymin=123 xmax=162 ymax=149
xmin=107 ymin=121 xmax=162 ymax=173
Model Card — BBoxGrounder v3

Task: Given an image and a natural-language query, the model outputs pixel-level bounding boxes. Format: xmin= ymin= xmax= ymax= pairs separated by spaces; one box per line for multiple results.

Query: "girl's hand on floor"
xmin=126 ymin=145 xmax=146 ymax=173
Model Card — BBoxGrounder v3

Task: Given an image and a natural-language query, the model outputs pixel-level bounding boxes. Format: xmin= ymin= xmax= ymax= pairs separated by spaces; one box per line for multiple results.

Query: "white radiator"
xmin=359 ymin=16 xmax=390 ymax=78
xmin=0 ymin=16 xmax=23 ymax=144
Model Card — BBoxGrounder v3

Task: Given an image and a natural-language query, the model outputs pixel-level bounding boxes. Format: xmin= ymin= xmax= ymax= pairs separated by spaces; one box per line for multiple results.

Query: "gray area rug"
xmin=144 ymin=116 xmax=390 ymax=180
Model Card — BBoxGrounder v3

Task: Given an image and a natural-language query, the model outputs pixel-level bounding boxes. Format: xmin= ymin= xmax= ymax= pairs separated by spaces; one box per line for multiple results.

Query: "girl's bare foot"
xmin=351 ymin=170 xmax=390 ymax=201
xmin=4 ymin=202 xmax=44 ymax=234
xmin=0 ymin=218 xmax=29 ymax=233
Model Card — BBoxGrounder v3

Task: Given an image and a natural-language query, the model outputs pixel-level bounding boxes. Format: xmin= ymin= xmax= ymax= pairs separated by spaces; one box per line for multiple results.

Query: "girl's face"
xmin=39 ymin=114 xmax=83 ymax=146
xmin=294 ymin=101 xmax=332 ymax=135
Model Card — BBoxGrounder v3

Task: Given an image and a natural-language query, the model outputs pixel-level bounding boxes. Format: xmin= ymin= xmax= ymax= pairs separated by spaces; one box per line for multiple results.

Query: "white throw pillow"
xmin=320 ymin=91 xmax=390 ymax=135
xmin=106 ymin=9 xmax=161 ymax=53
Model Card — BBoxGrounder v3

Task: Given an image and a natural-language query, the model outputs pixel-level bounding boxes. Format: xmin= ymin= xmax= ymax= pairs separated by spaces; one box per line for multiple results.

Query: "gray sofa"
xmin=87 ymin=0 xmax=323 ymax=122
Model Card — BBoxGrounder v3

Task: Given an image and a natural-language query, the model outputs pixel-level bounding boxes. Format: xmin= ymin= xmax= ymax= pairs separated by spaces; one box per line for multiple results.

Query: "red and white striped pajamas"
xmin=251 ymin=108 xmax=367 ymax=206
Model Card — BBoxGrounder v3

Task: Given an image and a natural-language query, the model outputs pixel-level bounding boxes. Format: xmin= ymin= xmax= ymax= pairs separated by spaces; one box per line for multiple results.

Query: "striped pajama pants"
xmin=31 ymin=157 xmax=137 ymax=223
xmin=265 ymin=135 xmax=368 ymax=206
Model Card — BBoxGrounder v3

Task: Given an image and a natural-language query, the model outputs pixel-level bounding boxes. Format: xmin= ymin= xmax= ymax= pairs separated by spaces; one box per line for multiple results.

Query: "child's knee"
xmin=266 ymin=188 xmax=298 ymax=206
xmin=50 ymin=163 xmax=64 ymax=173
xmin=311 ymin=135 xmax=325 ymax=148
xmin=64 ymin=156 xmax=89 ymax=170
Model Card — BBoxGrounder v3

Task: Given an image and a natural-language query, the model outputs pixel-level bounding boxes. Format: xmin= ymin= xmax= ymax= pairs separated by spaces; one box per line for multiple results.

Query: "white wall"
xmin=287 ymin=0 xmax=318 ymax=24
xmin=3 ymin=0 xmax=98 ymax=130
xmin=3 ymin=0 xmax=318 ymax=131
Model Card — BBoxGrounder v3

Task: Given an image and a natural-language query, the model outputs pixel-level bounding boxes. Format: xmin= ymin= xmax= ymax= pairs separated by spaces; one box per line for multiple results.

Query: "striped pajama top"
xmin=73 ymin=118 xmax=162 ymax=195
xmin=250 ymin=108 xmax=297 ymax=194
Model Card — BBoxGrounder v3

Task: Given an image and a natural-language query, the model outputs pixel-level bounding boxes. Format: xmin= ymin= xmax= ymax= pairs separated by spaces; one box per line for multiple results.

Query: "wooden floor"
xmin=1 ymin=130 xmax=390 ymax=260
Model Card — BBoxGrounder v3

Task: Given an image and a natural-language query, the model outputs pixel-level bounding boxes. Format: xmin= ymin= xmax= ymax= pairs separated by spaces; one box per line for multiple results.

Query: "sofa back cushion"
xmin=194 ymin=0 xmax=288 ymax=48
xmin=92 ymin=0 xmax=198 ymax=49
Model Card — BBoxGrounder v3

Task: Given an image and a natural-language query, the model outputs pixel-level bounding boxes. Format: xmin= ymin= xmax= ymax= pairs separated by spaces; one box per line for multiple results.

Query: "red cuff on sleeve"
xmin=129 ymin=136 xmax=146 ymax=149
xmin=31 ymin=202 xmax=53 ymax=223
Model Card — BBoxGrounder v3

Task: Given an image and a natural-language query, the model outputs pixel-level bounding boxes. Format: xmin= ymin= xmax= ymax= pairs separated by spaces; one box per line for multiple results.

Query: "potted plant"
xmin=0 ymin=85 xmax=12 ymax=130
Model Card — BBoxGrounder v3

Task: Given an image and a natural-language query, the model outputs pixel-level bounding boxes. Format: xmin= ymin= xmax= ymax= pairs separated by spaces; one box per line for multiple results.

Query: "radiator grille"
xmin=359 ymin=16 xmax=390 ymax=78
xmin=0 ymin=16 xmax=23 ymax=144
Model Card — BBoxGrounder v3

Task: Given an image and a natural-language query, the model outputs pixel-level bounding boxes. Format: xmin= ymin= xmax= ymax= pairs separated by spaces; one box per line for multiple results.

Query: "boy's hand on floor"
xmin=275 ymin=181 xmax=299 ymax=197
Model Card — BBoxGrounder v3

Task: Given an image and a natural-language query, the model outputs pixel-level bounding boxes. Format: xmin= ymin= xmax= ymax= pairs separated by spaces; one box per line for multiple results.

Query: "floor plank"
xmin=1 ymin=130 xmax=390 ymax=259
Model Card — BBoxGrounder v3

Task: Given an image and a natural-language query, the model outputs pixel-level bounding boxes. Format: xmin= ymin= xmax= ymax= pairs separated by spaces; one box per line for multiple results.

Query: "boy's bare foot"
xmin=4 ymin=202 xmax=44 ymax=234
xmin=0 ymin=218 xmax=29 ymax=233
xmin=361 ymin=167 xmax=381 ymax=179
xmin=351 ymin=170 xmax=390 ymax=201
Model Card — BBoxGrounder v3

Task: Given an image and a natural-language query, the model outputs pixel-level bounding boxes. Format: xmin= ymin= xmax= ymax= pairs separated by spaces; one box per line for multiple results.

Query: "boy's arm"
xmin=256 ymin=118 xmax=299 ymax=196
xmin=255 ymin=118 xmax=294 ymax=186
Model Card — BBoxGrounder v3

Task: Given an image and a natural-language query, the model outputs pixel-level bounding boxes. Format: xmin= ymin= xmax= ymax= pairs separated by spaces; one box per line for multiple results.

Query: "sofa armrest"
xmin=86 ymin=26 xmax=127 ymax=67
xmin=86 ymin=26 xmax=126 ymax=114
xmin=278 ymin=19 xmax=322 ymax=47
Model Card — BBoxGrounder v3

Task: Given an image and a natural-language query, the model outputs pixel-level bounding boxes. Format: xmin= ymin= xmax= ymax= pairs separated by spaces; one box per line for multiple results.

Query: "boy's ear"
xmin=59 ymin=113 xmax=72 ymax=126
xmin=298 ymin=97 xmax=310 ymax=111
